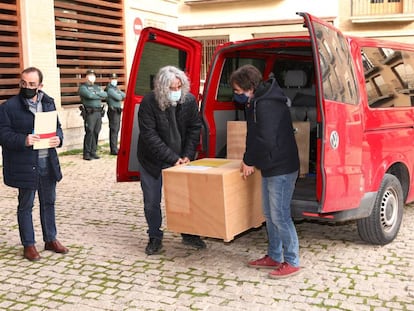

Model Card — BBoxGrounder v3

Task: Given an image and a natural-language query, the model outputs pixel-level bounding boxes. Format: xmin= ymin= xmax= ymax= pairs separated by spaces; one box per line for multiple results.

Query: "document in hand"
xmin=33 ymin=110 xmax=57 ymax=150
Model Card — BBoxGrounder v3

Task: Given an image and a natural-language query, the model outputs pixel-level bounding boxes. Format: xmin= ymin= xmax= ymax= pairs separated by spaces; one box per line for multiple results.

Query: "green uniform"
xmin=105 ymin=83 xmax=126 ymax=154
xmin=78 ymin=82 xmax=107 ymax=159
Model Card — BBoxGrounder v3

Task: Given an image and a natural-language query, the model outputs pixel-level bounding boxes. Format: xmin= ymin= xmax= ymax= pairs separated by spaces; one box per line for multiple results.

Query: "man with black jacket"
xmin=0 ymin=67 xmax=68 ymax=261
xmin=230 ymin=64 xmax=301 ymax=278
xmin=137 ymin=66 xmax=205 ymax=255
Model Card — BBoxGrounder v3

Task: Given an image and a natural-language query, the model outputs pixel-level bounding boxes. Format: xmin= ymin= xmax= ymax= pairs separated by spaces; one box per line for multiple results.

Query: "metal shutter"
xmin=0 ymin=0 xmax=21 ymax=104
xmin=54 ymin=0 xmax=125 ymax=105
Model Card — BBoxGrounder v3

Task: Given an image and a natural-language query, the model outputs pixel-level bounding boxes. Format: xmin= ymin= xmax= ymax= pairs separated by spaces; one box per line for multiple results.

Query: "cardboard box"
xmin=227 ymin=121 xmax=310 ymax=176
xmin=162 ymin=158 xmax=264 ymax=241
xmin=227 ymin=121 xmax=247 ymax=160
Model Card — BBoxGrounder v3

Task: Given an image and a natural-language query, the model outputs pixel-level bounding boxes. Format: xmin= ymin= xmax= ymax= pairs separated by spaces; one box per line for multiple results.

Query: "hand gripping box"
xmin=162 ymin=158 xmax=264 ymax=242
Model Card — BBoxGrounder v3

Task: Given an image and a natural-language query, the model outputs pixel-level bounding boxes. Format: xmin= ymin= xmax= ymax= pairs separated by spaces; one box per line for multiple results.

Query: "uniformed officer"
xmin=104 ymin=73 xmax=126 ymax=155
xmin=78 ymin=69 xmax=107 ymax=160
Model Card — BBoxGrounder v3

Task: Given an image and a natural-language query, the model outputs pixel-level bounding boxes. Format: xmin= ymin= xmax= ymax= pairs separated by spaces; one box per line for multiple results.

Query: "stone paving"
xmin=0 ymin=150 xmax=414 ymax=310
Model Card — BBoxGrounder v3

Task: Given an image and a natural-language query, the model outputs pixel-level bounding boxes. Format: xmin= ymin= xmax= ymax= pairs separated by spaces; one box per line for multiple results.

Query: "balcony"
xmin=351 ymin=0 xmax=414 ymax=23
xmin=184 ymin=0 xmax=246 ymax=4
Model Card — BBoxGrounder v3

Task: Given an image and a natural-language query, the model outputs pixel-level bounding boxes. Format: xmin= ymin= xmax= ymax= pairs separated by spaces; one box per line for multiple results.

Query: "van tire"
xmin=357 ymin=174 xmax=403 ymax=245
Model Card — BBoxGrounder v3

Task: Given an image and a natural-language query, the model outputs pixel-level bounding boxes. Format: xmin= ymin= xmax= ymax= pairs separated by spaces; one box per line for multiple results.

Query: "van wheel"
xmin=357 ymin=174 xmax=403 ymax=245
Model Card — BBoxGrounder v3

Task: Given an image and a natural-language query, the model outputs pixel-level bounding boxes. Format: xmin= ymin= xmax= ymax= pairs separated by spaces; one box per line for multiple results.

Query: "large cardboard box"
xmin=227 ymin=121 xmax=310 ymax=176
xmin=162 ymin=158 xmax=264 ymax=241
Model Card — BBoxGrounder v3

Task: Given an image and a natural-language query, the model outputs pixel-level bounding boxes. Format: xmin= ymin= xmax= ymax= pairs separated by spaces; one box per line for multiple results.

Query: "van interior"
xmin=201 ymin=39 xmax=318 ymax=202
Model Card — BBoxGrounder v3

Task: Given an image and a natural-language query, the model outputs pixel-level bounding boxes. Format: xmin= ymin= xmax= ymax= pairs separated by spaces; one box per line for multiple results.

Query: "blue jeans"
xmin=262 ymin=170 xmax=299 ymax=267
xmin=17 ymin=157 xmax=57 ymax=246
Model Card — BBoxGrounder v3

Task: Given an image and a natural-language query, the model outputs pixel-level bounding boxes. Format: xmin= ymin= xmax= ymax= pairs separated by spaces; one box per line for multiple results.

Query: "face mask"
xmin=20 ymin=87 xmax=38 ymax=99
xmin=168 ymin=90 xmax=182 ymax=102
xmin=110 ymin=79 xmax=117 ymax=87
xmin=87 ymin=75 xmax=96 ymax=83
xmin=233 ymin=93 xmax=249 ymax=104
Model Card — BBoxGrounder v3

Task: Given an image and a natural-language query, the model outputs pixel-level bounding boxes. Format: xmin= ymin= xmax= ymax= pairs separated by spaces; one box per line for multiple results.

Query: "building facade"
xmin=1 ymin=0 xmax=414 ymax=152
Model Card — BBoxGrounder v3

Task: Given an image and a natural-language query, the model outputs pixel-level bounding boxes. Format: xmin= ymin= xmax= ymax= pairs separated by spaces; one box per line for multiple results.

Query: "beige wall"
xmin=124 ymin=0 xmax=180 ymax=83
xmin=178 ymin=0 xmax=339 ymax=40
xmin=20 ymin=0 xmax=61 ymax=107
xmin=178 ymin=0 xmax=414 ymax=44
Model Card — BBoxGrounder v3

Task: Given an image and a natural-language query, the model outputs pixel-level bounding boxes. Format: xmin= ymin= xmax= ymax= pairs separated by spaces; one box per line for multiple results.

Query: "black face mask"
xmin=233 ymin=93 xmax=249 ymax=104
xmin=20 ymin=87 xmax=38 ymax=99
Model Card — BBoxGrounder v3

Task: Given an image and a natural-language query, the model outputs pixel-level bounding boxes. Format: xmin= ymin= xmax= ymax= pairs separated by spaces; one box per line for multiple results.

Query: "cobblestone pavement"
xmin=1 ymin=151 xmax=414 ymax=311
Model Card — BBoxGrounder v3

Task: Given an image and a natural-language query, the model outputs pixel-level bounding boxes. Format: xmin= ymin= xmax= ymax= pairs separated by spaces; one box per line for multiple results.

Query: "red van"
xmin=117 ymin=12 xmax=414 ymax=245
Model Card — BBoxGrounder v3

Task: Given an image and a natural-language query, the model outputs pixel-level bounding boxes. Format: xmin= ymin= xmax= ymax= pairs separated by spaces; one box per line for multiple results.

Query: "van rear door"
xmin=117 ymin=27 xmax=202 ymax=182
xmin=298 ymin=12 xmax=365 ymax=213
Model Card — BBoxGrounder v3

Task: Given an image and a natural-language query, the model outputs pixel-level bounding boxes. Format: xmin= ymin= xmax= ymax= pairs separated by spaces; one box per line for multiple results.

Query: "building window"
xmin=192 ymin=36 xmax=229 ymax=82
xmin=353 ymin=0 xmax=408 ymax=17
xmin=370 ymin=0 xmax=401 ymax=3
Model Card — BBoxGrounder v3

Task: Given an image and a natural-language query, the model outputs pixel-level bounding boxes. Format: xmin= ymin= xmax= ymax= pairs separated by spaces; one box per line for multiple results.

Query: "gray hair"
xmin=154 ymin=66 xmax=190 ymax=111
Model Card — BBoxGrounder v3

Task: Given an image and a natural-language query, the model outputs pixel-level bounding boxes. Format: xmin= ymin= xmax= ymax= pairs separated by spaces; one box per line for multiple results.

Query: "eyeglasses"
xmin=19 ymin=80 xmax=39 ymax=88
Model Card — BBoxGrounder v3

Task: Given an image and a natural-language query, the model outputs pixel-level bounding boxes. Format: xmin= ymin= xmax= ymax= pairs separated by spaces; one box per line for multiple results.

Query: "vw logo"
xmin=330 ymin=131 xmax=339 ymax=149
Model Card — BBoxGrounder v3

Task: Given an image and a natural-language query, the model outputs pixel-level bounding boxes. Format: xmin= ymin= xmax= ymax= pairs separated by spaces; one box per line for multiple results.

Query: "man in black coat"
xmin=137 ymin=66 xmax=205 ymax=255
xmin=0 ymin=67 xmax=68 ymax=261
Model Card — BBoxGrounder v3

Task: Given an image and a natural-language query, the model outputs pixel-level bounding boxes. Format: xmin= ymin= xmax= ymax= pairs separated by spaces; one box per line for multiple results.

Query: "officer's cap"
xmin=110 ymin=73 xmax=118 ymax=79
xmin=86 ymin=69 xmax=95 ymax=75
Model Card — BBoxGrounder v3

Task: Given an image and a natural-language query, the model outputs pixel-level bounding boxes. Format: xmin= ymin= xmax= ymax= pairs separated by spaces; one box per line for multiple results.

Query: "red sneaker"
xmin=268 ymin=262 xmax=301 ymax=278
xmin=248 ymin=255 xmax=281 ymax=269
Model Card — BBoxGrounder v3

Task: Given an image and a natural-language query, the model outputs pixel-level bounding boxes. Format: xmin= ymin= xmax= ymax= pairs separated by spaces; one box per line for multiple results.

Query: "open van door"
xmin=117 ymin=27 xmax=202 ymax=182
xmin=298 ymin=12 xmax=365 ymax=213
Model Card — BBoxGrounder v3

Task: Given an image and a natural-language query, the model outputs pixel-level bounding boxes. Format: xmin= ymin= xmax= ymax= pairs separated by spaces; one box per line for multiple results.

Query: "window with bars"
xmin=370 ymin=0 xmax=401 ymax=3
xmin=353 ymin=0 xmax=406 ymax=16
xmin=54 ymin=0 xmax=125 ymax=105
xmin=192 ymin=36 xmax=229 ymax=81
xmin=0 ymin=0 xmax=20 ymax=104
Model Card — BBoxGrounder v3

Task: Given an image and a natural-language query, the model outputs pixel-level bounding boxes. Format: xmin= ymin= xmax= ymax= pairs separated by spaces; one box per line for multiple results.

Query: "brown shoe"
xmin=24 ymin=245 xmax=41 ymax=261
xmin=44 ymin=240 xmax=69 ymax=254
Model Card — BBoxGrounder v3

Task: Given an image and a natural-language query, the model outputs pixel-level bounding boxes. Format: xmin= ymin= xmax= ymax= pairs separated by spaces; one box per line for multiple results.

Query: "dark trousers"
xmin=138 ymin=163 xmax=164 ymax=239
xmin=107 ymin=109 xmax=121 ymax=153
xmin=83 ymin=111 xmax=102 ymax=156
xmin=138 ymin=163 xmax=200 ymax=241
xmin=17 ymin=157 xmax=57 ymax=246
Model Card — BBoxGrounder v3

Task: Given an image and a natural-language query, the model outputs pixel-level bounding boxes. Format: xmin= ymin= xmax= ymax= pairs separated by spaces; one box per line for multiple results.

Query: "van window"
xmin=362 ymin=46 xmax=414 ymax=108
xmin=134 ymin=42 xmax=187 ymax=95
xmin=217 ymin=57 xmax=266 ymax=102
xmin=313 ymin=23 xmax=358 ymax=105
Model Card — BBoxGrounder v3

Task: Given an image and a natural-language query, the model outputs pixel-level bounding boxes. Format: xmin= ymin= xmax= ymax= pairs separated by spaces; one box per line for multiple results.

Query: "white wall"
xmin=178 ymin=0 xmax=338 ymax=41
xmin=124 ymin=0 xmax=180 ymax=83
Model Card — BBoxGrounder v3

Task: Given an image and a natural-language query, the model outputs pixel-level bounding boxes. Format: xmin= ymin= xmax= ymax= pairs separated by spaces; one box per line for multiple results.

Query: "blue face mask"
xmin=233 ymin=93 xmax=249 ymax=104
xmin=168 ymin=90 xmax=182 ymax=102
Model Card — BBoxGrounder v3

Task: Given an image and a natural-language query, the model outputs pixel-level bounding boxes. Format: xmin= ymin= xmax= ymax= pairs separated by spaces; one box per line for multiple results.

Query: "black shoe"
xmin=91 ymin=154 xmax=100 ymax=159
xmin=110 ymin=150 xmax=118 ymax=155
xmin=145 ymin=238 xmax=163 ymax=255
xmin=181 ymin=235 xmax=206 ymax=249
xmin=83 ymin=154 xmax=92 ymax=161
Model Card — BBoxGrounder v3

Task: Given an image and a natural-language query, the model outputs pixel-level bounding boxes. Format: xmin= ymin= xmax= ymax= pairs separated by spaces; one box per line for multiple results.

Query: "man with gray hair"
xmin=137 ymin=66 xmax=206 ymax=255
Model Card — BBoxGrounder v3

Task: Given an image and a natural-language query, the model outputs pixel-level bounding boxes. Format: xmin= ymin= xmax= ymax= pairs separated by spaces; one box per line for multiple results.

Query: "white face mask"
xmin=110 ymin=79 xmax=117 ymax=87
xmin=87 ymin=75 xmax=96 ymax=83
xmin=168 ymin=90 xmax=181 ymax=102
